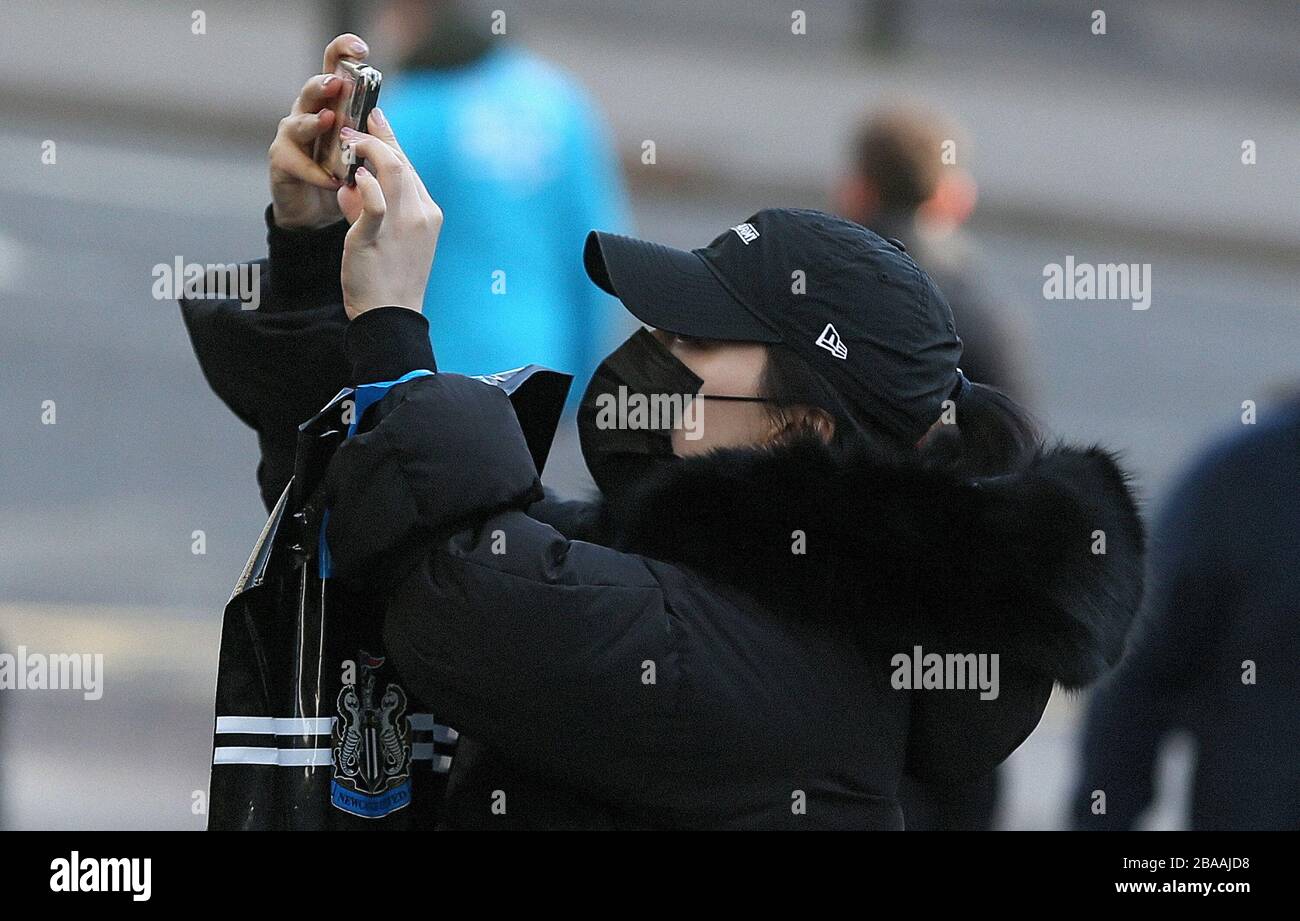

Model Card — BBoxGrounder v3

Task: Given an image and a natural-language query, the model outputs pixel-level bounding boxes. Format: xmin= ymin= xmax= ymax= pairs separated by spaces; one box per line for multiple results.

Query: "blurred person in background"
xmin=372 ymin=0 xmax=630 ymax=389
xmin=834 ymin=106 xmax=1033 ymax=405
xmin=1072 ymin=394 xmax=1300 ymax=830
xmin=836 ymin=106 xmax=1035 ymax=829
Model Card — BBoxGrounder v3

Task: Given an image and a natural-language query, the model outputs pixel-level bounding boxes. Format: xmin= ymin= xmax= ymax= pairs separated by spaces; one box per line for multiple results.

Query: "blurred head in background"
xmin=374 ymin=0 xmax=492 ymax=71
xmin=835 ymin=105 xmax=977 ymax=235
xmin=834 ymin=105 xmax=1034 ymax=404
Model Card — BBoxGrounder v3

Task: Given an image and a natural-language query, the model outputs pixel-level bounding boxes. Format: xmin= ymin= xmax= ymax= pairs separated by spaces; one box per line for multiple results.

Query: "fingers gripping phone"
xmin=315 ymin=59 xmax=382 ymax=185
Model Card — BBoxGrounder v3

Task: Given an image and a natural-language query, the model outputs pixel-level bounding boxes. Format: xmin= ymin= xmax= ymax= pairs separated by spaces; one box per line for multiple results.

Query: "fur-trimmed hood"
xmin=602 ymin=439 xmax=1145 ymax=689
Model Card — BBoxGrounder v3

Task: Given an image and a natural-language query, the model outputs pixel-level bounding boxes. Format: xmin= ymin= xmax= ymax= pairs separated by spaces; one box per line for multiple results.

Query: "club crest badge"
xmin=331 ymin=652 xmax=413 ymax=818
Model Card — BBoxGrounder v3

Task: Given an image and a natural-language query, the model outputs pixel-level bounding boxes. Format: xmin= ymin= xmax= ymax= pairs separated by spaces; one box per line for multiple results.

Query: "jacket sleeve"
xmin=904 ymin=661 xmax=1053 ymax=784
xmin=319 ymin=341 xmax=685 ymax=806
xmin=179 ymin=207 xmax=354 ymax=510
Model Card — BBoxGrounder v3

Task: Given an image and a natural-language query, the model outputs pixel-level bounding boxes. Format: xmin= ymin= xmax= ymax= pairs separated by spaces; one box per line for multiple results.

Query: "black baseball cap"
xmin=583 ymin=208 xmax=963 ymax=445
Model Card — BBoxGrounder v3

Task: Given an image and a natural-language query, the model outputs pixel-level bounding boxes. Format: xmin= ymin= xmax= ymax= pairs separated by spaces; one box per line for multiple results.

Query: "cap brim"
xmin=584 ymin=230 xmax=780 ymax=343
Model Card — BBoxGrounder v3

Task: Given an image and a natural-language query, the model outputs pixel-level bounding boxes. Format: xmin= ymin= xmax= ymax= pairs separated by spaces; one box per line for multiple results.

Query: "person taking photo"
xmin=182 ymin=35 xmax=1145 ymax=830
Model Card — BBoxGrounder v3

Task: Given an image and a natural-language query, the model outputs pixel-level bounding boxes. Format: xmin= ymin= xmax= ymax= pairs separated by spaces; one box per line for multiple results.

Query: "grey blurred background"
xmin=0 ymin=0 xmax=1296 ymax=829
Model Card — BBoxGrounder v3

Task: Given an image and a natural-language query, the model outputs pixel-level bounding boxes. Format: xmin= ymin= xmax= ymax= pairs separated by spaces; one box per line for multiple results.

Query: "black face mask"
xmin=579 ymin=329 xmax=780 ymax=496
xmin=578 ymin=329 xmax=705 ymax=497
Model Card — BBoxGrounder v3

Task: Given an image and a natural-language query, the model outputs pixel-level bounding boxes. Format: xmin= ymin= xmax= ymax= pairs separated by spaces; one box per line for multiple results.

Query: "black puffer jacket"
xmin=182 ymin=212 xmax=1146 ymax=829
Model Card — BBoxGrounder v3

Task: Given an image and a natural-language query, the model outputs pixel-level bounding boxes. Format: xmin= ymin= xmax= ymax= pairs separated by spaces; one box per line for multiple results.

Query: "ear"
xmin=918 ymin=169 xmax=978 ymax=228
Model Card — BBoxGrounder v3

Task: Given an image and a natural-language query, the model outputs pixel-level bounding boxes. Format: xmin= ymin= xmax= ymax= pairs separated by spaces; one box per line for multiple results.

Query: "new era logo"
xmin=815 ymin=323 xmax=848 ymax=359
xmin=731 ymin=222 xmax=760 ymax=244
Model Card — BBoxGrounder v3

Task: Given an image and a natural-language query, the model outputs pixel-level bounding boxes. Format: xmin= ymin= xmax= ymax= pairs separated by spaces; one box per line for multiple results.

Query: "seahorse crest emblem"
xmin=331 ymin=652 xmax=413 ymax=818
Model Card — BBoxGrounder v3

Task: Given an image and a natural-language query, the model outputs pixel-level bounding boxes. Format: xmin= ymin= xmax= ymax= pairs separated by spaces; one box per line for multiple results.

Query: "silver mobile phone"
xmin=314 ymin=58 xmax=383 ymax=185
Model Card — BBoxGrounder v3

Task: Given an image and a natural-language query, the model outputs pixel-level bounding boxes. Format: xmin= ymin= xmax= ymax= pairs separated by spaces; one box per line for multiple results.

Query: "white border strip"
xmin=412 ymin=745 xmax=453 ymax=773
xmin=213 ymin=746 xmax=333 ymax=767
xmin=216 ymin=716 xmax=335 ymax=735
xmin=216 ymin=715 xmax=458 ymax=742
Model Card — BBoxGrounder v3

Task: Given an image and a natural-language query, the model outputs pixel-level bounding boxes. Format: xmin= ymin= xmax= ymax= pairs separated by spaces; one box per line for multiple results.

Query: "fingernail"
xmin=350 ymin=40 xmax=368 ymax=54
xmin=340 ymin=126 xmax=355 ymax=137
xmin=370 ymin=108 xmax=387 ymax=128
xmin=356 ymin=167 xmax=369 ymax=180
xmin=322 ymin=74 xmax=336 ymax=87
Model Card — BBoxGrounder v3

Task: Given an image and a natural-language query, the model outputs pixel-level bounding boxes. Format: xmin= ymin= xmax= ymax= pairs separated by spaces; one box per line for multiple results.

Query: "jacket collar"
xmin=599 ymin=438 xmax=1145 ymax=688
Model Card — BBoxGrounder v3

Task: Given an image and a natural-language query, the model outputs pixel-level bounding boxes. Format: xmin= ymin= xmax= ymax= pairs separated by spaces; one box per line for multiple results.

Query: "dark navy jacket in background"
xmin=1073 ymin=403 xmax=1300 ymax=829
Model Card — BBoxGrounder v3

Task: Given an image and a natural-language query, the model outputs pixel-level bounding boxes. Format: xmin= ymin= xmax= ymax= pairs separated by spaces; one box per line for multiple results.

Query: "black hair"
xmin=760 ymin=343 xmax=1040 ymax=477
xmin=918 ymin=381 xmax=1041 ymax=477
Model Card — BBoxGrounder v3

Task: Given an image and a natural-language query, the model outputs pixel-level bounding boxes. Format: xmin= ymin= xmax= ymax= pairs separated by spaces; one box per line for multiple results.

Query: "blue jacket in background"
xmin=381 ymin=46 xmax=630 ymax=390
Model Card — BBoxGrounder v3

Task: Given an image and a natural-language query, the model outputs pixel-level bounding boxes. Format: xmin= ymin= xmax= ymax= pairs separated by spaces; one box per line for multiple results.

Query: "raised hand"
xmin=268 ymin=33 xmax=370 ymax=230
xmin=336 ymin=107 xmax=443 ymax=320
